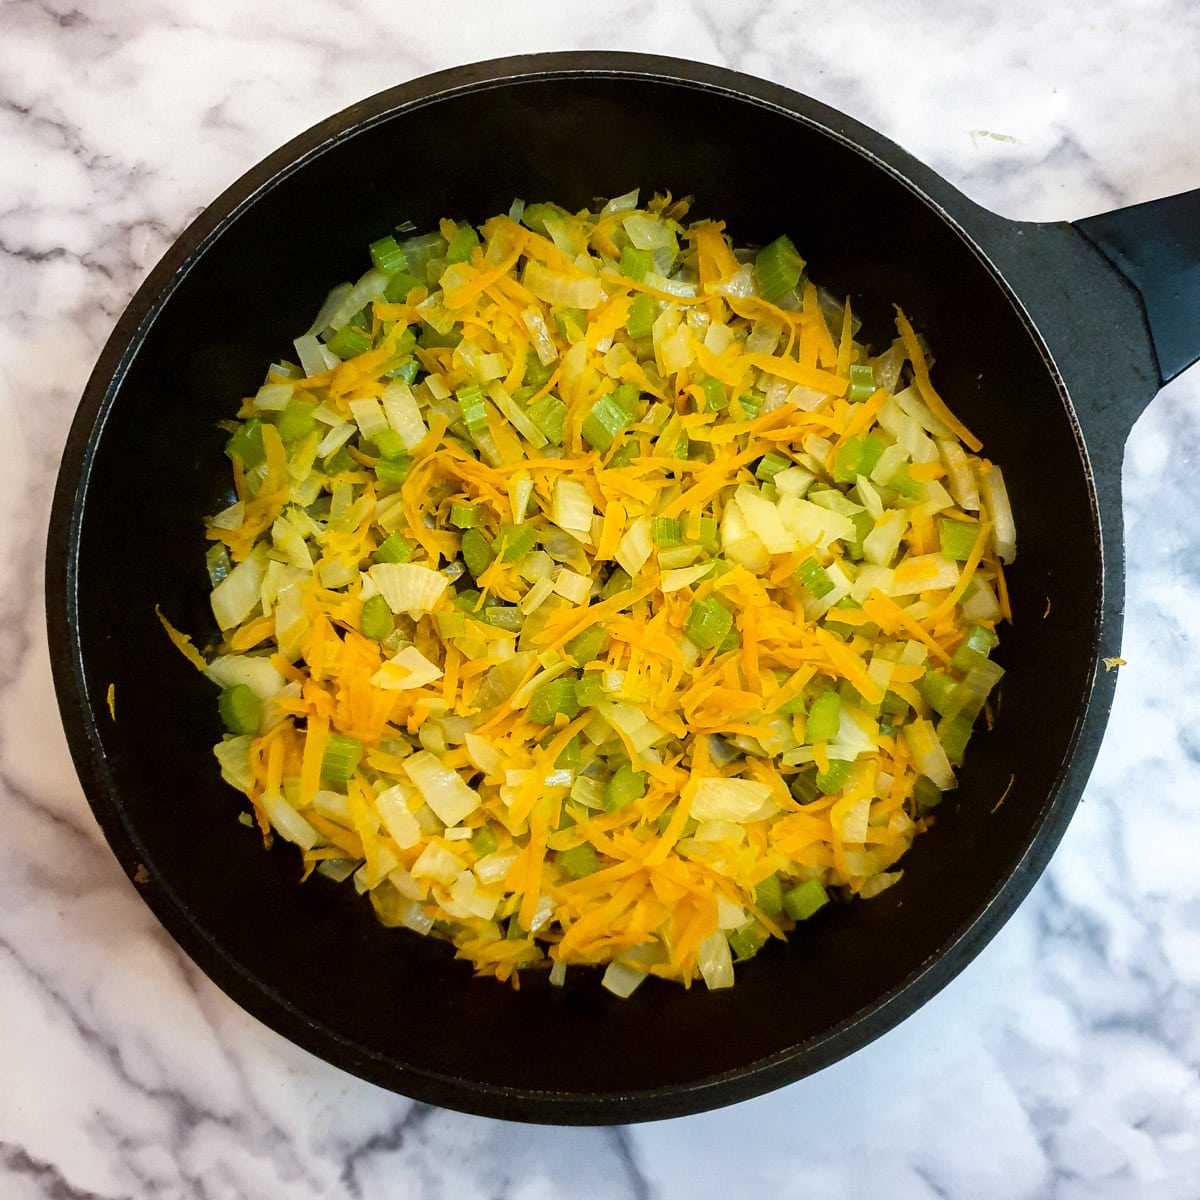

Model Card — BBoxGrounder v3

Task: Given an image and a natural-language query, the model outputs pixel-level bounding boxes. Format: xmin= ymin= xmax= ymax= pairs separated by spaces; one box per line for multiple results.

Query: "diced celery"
xmin=526 ymin=393 xmax=567 ymax=444
xmin=369 ymin=234 xmax=408 ymax=275
xmin=321 ymin=734 xmax=363 ymax=783
xmin=225 ymin=419 xmax=265 ymax=468
xmin=605 ymin=762 xmax=646 ymax=811
xmin=938 ymin=517 xmax=980 ymax=562
xmin=360 ymin=593 xmax=392 ymax=641
xmin=806 ymin=688 xmax=841 ymax=741
xmin=461 ymin=528 xmax=493 ymax=578
xmin=684 ymin=596 xmax=734 ymax=651
xmin=755 ymin=235 xmax=805 ymax=303
xmin=625 ymin=293 xmax=657 ymax=339
xmin=557 ymin=843 xmax=600 ymax=880
xmin=374 ymin=532 xmax=413 ymax=564
xmin=217 ymin=684 xmax=259 ymax=735
xmin=783 ymin=878 xmax=829 ymax=921
xmin=528 ymin=676 xmax=581 ymax=724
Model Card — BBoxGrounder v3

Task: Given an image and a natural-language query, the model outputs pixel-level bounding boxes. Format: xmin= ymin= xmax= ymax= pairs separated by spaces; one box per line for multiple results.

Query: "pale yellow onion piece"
xmin=402 ymin=750 xmax=481 ymax=827
xmin=369 ymin=562 xmax=449 ymax=617
xmin=688 ymin=777 xmax=775 ymax=822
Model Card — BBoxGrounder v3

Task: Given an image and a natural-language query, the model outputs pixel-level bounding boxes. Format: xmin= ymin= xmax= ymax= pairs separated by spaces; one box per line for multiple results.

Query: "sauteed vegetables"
xmin=194 ymin=192 xmax=1015 ymax=994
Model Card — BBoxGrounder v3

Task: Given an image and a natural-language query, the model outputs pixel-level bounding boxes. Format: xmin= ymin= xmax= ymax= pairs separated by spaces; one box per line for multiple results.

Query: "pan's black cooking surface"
xmin=46 ymin=54 xmax=1198 ymax=1123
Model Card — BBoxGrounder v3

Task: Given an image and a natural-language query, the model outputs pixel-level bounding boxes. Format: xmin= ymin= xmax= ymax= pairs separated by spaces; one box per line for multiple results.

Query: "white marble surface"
xmin=3 ymin=0 xmax=1200 ymax=1195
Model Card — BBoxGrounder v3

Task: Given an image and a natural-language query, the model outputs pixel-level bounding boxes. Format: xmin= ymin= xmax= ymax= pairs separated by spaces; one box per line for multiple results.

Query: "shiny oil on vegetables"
xmin=187 ymin=191 xmax=1016 ymax=996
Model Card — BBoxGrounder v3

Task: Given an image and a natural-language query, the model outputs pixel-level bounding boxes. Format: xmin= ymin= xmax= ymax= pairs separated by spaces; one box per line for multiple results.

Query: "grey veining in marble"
xmin=3 ymin=0 xmax=1200 ymax=1196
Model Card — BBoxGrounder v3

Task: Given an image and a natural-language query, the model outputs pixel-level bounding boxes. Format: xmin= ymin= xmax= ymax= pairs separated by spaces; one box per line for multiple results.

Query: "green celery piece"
xmin=372 ymin=428 xmax=407 ymax=461
xmin=375 ymin=456 xmax=412 ymax=487
xmin=696 ymin=516 xmax=720 ymax=553
xmin=456 ymin=384 xmax=488 ymax=433
xmin=847 ymin=362 xmax=876 ymax=402
xmin=445 ymin=223 xmax=480 ymax=264
xmin=619 ymin=246 xmax=654 ymax=282
xmin=684 ymin=596 xmax=734 ymax=651
xmin=716 ymin=623 xmax=740 ymax=655
xmin=845 ymin=510 xmax=874 ymax=561
xmin=526 ymin=393 xmax=567 ymax=445
xmin=435 ymin=610 xmax=469 ymax=638
xmin=554 ymin=307 xmax=588 ymax=341
xmin=524 ymin=351 xmax=554 ymax=390
xmin=383 ymin=272 xmax=422 ymax=303
xmin=325 ymin=325 xmax=372 ymax=360
xmin=816 ymin=759 xmax=852 ymax=795
xmin=360 ymin=593 xmax=392 ymax=641
xmin=565 ymin=625 xmax=608 ymax=666
xmin=582 ymin=389 xmax=636 ymax=452
xmin=608 ymin=438 xmax=641 ymax=468
xmin=605 ymin=762 xmax=646 ymax=812
xmin=452 ymin=588 xmax=483 ymax=612
xmin=419 ymin=320 xmax=461 ymax=349
xmin=324 ymin=446 xmax=357 ymax=475
xmin=529 ymin=676 xmax=582 ymax=725
xmin=520 ymin=202 xmax=561 ymax=233
xmin=218 ymin=684 xmax=259 ymax=735
xmin=940 ymin=714 xmax=973 ymax=765
xmin=833 ymin=434 xmax=885 ymax=483
xmin=383 ymin=357 xmax=420 ymax=384
xmin=735 ymin=391 xmax=764 ymax=420
xmin=461 ymin=528 xmax=493 ymax=578
xmin=651 ymin=516 xmax=683 ymax=547
xmin=225 ymin=419 xmax=265 ymax=468
xmin=625 ymin=293 xmax=657 ymax=339
xmin=790 ymin=766 xmax=821 ymax=805
xmin=728 ymin=920 xmax=769 ymax=961
xmin=755 ymin=234 xmax=805 ymax=302
xmin=274 ymin=400 xmax=317 ymax=443
xmin=951 ymin=625 xmax=999 ymax=673
xmin=783 ymin=878 xmax=829 ymax=921
xmin=912 ymin=775 xmax=943 ymax=811
xmin=919 ymin=669 xmax=961 ymax=717
xmin=600 ymin=566 xmax=633 ymax=600
xmin=321 ymin=733 xmax=363 ymax=783
xmin=574 ymin=671 xmax=605 ymax=707
xmin=699 ymin=376 xmax=728 ymax=411
xmin=806 ymin=688 xmax=841 ymax=741
xmin=554 ymin=734 xmax=582 ymax=771
xmin=795 ymin=556 xmax=835 ymax=599
xmin=754 ymin=873 xmax=785 ymax=916
xmin=369 ymin=235 xmax=408 ymax=275
xmin=889 ymin=463 xmax=922 ymax=499
xmin=938 ymin=517 xmax=980 ymax=562
xmin=470 ymin=824 xmax=499 ymax=858
xmin=492 ymin=522 xmax=537 ymax=562
xmin=755 ymin=451 xmax=791 ymax=482
xmin=484 ymin=606 xmax=522 ymax=631
xmin=556 ymin=842 xmax=600 ymax=880
xmin=449 ymin=503 xmax=485 ymax=529
xmin=374 ymin=532 xmax=412 ymax=564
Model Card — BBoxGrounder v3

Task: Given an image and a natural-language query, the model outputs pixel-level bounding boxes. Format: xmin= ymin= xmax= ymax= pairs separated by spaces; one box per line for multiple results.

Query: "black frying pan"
xmin=45 ymin=53 xmax=1200 ymax=1124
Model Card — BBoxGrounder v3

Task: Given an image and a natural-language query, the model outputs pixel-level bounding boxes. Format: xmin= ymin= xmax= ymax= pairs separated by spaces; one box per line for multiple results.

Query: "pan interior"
xmin=60 ymin=72 xmax=1100 ymax=1119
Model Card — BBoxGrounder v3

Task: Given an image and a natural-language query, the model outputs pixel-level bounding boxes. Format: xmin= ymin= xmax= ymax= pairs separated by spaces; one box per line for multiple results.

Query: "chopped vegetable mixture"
xmin=195 ymin=192 xmax=1016 ymax=995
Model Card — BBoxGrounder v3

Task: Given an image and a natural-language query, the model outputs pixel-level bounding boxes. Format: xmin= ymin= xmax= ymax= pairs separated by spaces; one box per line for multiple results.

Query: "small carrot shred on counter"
xmin=191 ymin=192 xmax=1017 ymax=996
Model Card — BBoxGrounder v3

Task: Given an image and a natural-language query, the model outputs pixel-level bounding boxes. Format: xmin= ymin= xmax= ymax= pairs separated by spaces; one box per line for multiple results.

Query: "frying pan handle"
xmin=1074 ymin=188 xmax=1200 ymax=386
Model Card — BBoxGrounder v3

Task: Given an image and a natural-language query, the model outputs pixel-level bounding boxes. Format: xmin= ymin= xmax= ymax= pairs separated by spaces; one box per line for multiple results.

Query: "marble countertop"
xmin=5 ymin=1 xmax=1200 ymax=1196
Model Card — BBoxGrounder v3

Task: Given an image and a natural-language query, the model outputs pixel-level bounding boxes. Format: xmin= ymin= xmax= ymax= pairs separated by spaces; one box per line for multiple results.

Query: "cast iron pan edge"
xmin=46 ymin=53 xmax=1174 ymax=1123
